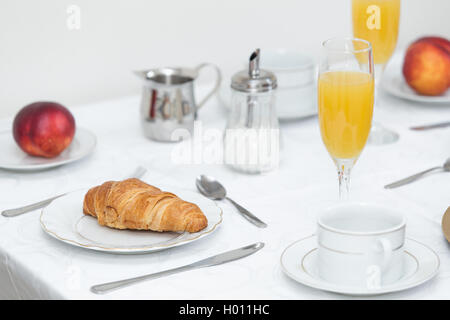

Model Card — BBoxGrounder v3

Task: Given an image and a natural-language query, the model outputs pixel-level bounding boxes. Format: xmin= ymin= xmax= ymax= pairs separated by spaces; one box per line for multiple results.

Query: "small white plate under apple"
xmin=0 ymin=102 xmax=96 ymax=171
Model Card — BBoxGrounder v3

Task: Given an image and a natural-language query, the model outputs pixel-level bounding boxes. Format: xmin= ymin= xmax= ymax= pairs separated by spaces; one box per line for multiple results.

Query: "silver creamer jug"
xmin=135 ymin=63 xmax=221 ymax=142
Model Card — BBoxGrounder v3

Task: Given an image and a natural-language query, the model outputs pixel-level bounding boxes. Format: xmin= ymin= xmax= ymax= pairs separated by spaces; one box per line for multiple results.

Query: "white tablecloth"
xmin=0 ymin=89 xmax=449 ymax=300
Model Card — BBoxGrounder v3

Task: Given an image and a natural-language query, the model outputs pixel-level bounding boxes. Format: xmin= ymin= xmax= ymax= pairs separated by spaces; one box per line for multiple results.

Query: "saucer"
xmin=280 ymin=235 xmax=440 ymax=296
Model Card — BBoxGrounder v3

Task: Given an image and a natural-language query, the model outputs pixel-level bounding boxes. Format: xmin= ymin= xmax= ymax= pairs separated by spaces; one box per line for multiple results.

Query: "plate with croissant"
xmin=40 ymin=178 xmax=223 ymax=254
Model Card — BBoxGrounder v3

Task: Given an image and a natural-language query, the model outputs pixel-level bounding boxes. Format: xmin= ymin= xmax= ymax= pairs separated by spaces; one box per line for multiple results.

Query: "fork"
xmin=1 ymin=166 xmax=147 ymax=217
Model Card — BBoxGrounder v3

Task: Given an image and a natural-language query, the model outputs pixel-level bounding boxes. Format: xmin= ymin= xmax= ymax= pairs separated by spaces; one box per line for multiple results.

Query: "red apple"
xmin=13 ymin=102 xmax=76 ymax=158
xmin=403 ymin=36 xmax=450 ymax=96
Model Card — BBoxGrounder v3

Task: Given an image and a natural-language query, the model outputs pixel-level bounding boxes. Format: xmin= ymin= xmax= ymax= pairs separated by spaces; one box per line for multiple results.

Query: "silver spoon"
xmin=196 ymin=175 xmax=267 ymax=228
xmin=385 ymin=158 xmax=450 ymax=189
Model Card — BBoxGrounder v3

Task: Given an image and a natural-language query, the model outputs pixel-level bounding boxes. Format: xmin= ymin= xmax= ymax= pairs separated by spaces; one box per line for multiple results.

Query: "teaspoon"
xmin=385 ymin=158 xmax=450 ymax=189
xmin=196 ymin=175 xmax=267 ymax=228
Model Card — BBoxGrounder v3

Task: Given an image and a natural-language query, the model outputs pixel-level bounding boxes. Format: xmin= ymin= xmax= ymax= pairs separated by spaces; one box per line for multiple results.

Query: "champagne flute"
xmin=318 ymin=38 xmax=374 ymax=199
xmin=352 ymin=0 xmax=401 ymax=145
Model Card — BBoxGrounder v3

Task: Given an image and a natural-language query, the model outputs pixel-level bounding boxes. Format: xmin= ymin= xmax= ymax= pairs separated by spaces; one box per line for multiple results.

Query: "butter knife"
xmin=1 ymin=166 xmax=147 ymax=217
xmin=1 ymin=194 xmax=68 ymax=217
xmin=91 ymin=242 xmax=265 ymax=294
xmin=410 ymin=121 xmax=450 ymax=131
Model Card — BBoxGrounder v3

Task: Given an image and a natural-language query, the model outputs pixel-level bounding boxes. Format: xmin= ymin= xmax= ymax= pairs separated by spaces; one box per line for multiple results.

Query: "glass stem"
xmin=335 ymin=159 xmax=354 ymax=200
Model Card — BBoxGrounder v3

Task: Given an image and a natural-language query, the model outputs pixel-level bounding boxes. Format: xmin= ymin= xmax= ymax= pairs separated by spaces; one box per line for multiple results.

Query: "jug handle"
xmin=195 ymin=63 xmax=222 ymax=109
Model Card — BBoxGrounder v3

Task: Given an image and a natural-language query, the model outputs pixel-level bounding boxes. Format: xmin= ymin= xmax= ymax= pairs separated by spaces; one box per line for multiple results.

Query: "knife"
xmin=410 ymin=121 xmax=450 ymax=131
xmin=1 ymin=194 xmax=67 ymax=217
xmin=1 ymin=166 xmax=147 ymax=218
xmin=91 ymin=242 xmax=265 ymax=294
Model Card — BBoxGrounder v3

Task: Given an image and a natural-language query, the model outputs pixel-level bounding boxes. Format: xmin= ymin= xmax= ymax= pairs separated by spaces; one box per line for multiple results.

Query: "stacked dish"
xmin=219 ymin=49 xmax=317 ymax=120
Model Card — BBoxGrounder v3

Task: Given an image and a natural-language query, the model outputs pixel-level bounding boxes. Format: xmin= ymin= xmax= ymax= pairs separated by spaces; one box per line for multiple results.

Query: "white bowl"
xmin=260 ymin=48 xmax=316 ymax=88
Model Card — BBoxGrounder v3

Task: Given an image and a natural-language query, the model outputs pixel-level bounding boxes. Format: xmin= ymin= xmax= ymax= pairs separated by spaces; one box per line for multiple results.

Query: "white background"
xmin=1 ymin=0 xmax=449 ymax=118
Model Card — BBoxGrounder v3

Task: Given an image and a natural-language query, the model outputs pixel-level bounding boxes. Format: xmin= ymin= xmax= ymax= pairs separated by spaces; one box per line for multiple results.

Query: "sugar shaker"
xmin=224 ymin=49 xmax=279 ymax=174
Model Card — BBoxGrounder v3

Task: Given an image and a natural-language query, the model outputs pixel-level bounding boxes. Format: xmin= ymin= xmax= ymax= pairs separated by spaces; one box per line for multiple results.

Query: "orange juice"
xmin=352 ymin=0 xmax=400 ymax=65
xmin=318 ymin=71 xmax=374 ymax=159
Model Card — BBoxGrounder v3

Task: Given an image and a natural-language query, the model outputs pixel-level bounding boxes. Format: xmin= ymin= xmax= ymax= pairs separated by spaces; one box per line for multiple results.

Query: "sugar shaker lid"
xmin=231 ymin=49 xmax=277 ymax=93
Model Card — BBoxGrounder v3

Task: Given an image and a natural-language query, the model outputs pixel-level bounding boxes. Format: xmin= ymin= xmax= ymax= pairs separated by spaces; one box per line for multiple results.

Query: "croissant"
xmin=83 ymin=178 xmax=208 ymax=233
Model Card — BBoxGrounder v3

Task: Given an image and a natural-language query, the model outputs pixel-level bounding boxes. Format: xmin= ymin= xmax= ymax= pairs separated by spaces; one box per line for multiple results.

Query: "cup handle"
xmin=194 ymin=63 xmax=222 ymax=109
xmin=377 ymin=238 xmax=392 ymax=271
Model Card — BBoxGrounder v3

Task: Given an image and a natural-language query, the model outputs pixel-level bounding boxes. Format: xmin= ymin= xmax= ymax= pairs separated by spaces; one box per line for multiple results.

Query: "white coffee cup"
xmin=317 ymin=202 xmax=406 ymax=289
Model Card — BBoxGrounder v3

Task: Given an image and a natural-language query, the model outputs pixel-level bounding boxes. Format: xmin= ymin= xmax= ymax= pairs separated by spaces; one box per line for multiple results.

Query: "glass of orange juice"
xmin=352 ymin=0 xmax=400 ymax=145
xmin=318 ymin=38 xmax=374 ymax=199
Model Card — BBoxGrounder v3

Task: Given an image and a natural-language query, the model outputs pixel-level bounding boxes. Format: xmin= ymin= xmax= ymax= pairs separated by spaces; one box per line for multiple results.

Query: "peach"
xmin=403 ymin=36 xmax=450 ymax=96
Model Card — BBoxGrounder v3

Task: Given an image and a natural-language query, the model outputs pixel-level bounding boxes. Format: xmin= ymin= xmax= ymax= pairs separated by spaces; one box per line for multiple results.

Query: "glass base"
xmin=367 ymin=122 xmax=399 ymax=145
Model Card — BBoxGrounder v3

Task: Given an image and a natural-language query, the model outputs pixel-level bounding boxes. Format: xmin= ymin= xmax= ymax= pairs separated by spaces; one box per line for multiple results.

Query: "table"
xmin=0 ymin=89 xmax=449 ymax=299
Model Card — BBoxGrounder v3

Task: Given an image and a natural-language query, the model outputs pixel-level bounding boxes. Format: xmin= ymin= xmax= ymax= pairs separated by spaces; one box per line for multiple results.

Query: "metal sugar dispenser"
xmin=224 ymin=49 xmax=279 ymax=174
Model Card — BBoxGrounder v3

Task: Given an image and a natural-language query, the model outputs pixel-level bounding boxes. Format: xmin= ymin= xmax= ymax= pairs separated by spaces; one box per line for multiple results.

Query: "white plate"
xmin=280 ymin=235 xmax=440 ymax=296
xmin=0 ymin=127 xmax=97 ymax=171
xmin=381 ymin=52 xmax=450 ymax=104
xmin=40 ymin=187 xmax=223 ymax=254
